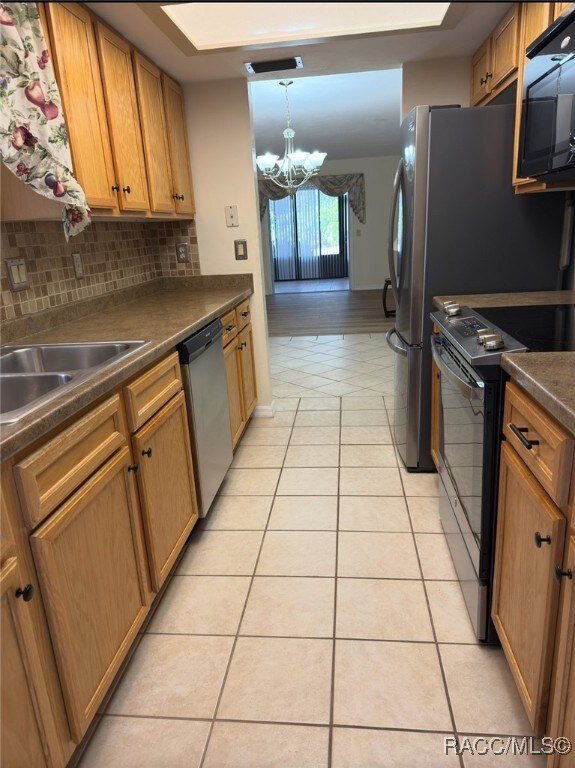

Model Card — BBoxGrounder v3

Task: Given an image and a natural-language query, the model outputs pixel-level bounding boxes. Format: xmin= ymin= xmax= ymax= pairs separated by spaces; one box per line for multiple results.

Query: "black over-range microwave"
xmin=520 ymin=6 xmax=575 ymax=181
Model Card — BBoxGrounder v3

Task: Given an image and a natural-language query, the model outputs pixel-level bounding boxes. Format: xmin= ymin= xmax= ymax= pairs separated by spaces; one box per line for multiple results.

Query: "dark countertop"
xmin=0 ymin=282 xmax=252 ymax=460
xmin=433 ymin=289 xmax=575 ymax=434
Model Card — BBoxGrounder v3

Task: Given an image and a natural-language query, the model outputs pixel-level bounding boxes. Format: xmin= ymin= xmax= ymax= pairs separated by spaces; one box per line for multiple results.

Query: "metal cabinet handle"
xmin=555 ymin=566 xmax=573 ymax=582
xmin=534 ymin=532 xmax=551 ymax=548
xmin=241 ymin=310 xmax=250 ymax=318
xmin=15 ymin=584 xmax=34 ymax=601
xmin=111 ymin=184 xmax=120 ymax=191
xmin=141 ymin=448 xmax=152 ymax=458
xmin=127 ymin=463 xmax=139 ymax=473
xmin=480 ymin=72 xmax=493 ymax=85
xmin=225 ymin=324 xmax=235 ymax=332
xmin=173 ymin=194 xmax=185 ymax=201
xmin=239 ymin=341 xmax=247 ymax=349
xmin=122 ymin=185 xmax=131 ymax=194
xmin=509 ymin=423 xmax=539 ymax=450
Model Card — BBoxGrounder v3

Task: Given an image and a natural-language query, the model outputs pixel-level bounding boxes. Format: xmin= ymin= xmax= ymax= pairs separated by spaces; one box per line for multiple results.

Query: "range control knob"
xmin=445 ymin=303 xmax=461 ymax=317
xmin=483 ymin=333 xmax=504 ymax=351
xmin=442 ymin=300 xmax=457 ymax=310
xmin=477 ymin=328 xmax=495 ymax=345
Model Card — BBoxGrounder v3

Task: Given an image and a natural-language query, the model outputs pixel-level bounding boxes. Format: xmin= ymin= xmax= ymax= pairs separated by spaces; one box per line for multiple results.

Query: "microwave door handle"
xmin=431 ymin=337 xmax=484 ymax=402
xmin=387 ymin=158 xmax=404 ymax=308
xmin=386 ymin=327 xmax=408 ymax=357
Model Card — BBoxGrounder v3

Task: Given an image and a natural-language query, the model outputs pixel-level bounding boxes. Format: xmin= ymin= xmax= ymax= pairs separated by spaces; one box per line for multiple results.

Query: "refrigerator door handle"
xmin=386 ymin=327 xmax=408 ymax=357
xmin=387 ymin=157 xmax=404 ymax=307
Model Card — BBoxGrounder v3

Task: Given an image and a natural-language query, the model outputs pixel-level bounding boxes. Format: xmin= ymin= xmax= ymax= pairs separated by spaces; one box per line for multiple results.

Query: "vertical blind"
xmin=269 ymin=186 xmax=348 ymax=281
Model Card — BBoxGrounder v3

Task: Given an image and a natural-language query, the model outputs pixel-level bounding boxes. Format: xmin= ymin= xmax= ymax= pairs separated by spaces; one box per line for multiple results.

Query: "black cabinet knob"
xmin=241 ymin=311 xmax=249 ymax=318
xmin=534 ymin=532 xmax=551 ymax=548
xmin=225 ymin=325 xmax=235 ymax=332
xmin=141 ymin=448 xmax=152 ymax=458
xmin=111 ymin=184 xmax=120 ymax=191
xmin=123 ymin=185 xmax=131 ymax=194
xmin=555 ymin=566 xmax=573 ymax=582
xmin=15 ymin=584 xmax=34 ymax=601
xmin=127 ymin=463 xmax=139 ymax=473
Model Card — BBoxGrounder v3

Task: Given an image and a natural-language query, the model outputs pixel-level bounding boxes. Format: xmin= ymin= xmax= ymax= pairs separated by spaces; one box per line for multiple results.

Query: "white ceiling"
xmin=86 ymin=2 xmax=512 ymax=161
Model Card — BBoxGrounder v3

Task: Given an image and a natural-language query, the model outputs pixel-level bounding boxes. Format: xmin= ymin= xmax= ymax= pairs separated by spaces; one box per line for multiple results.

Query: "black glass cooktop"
xmin=475 ymin=304 xmax=575 ymax=352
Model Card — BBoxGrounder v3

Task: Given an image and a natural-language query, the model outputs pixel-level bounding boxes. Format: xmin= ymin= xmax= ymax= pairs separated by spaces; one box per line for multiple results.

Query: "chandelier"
xmin=256 ymin=80 xmax=327 ymax=193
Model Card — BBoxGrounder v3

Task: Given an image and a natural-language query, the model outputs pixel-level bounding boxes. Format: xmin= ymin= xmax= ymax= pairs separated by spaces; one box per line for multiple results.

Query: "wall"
xmin=402 ymin=56 xmax=471 ymax=118
xmin=184 ymin=79 xmax=272 ymax=411
xmin=0 ymin=219 xmax=199 ymax=323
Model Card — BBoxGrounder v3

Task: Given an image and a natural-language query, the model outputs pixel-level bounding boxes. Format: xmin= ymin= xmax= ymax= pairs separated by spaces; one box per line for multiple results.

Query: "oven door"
xmin=431 ymin=335 xmax=489 ymax=639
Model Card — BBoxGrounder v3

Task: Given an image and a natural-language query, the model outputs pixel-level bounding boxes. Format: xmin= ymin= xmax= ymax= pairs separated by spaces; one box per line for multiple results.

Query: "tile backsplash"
xmin=0 ymin=219 xmax=200 ymax=322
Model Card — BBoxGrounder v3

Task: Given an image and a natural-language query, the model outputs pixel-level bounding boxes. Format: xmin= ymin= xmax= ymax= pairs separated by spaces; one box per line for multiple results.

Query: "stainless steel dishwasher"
xmin=177 ymin=318 xmax=233 ymax=517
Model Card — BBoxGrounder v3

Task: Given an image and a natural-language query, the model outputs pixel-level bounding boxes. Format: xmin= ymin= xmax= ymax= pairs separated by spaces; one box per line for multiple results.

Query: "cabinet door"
xmin=45 ymin=3 xmax=118 ymax=209
xmin=1 ymin=557 xmax=47 ymax=768
xmin=224 ymin=339 xmax=245 ymax=448
xmin=162 ymin=74 xmax=195 ymax=216
xmin=523 ymin=2 xmax=555 ymax=47
xmin=492 ymin=441 xmax=566 ymax=736
xmin=470 ymin=38 xmax=492 ymax=105
xmin=238 ymin=324 xmax=257 ymax=421
xmin=30 ymin=447 xmax=149 ymax=741
xmin=490 ymin=4 xmax=520 ymax=90
xmin=132 ymin=391 xmax=199 ymax=591
xmin=132 ymin=52 xmax=175 ymax=214
xmin=554 ymin=2 xmax=574 ymax=19
xmin=96 ymin=23 xmax=150 ymax=211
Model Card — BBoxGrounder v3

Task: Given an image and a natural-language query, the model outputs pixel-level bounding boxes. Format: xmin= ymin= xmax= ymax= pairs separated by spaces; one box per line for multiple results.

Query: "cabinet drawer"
xmin=14 ymin=395 xmax=127 ymax=529
xmin=503 ymin=382 xmax=575 ymax=507
xmin=236 ymin=299 xmax=251 ymax=331
xmin=124 ymin=352 xmax=182 ymax=432
xmin=221 ymin=310 xmax=238 ymax=346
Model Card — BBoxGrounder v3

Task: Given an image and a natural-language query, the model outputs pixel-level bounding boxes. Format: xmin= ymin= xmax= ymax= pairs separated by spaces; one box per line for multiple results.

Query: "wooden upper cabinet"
xmin=490 ymin=4 xmax=521 ymax=91
xmin=44 ymin=3 xmax=118 ymax=209
xmin=132 ymin=52 xmax=176 ymax=214
xmin=162 ymin=75 xmax=196 ymax=216
xmin=523 ymin=2 xmax=555 ymax=47
xmin=95 ymin=22 xmax=150 ymax=211
xmin=554 ymin=2 xmax=574 ymax=19
xmin=470 ymin=39 xmax=492 ymax=105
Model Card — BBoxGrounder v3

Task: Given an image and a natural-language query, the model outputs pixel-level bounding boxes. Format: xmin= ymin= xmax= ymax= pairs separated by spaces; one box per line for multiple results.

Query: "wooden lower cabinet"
xmin=1 ymin=556 xmax=47 ymax=768
xmin=30 ymin=446 xmax=150 ymax=742
xmin=224 ymin=336 xmax=245 ymax=447
xmin=492 ymin=441 xmax=566 ymax=736
xmin=131 ymin=390 xmax=199 ymax=591
xmin=238 ymin=324 xmax=257 ymax=421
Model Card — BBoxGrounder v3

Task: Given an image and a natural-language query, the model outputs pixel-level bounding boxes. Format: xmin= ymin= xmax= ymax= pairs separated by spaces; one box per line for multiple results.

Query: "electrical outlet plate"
xmin=176 ymin=242 xmax=190 ymax=263
xmin=225 ymin=205 xmax=239 ymax=227
xmin=5 ymin=258 xmax=29 ymax=291
xmin=72 ymin=252 xmax=84 ymax=279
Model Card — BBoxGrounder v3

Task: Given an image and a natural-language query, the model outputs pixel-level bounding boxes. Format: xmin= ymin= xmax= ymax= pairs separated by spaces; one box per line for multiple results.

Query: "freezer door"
xmin=385 ymin=328 xmax=421 ymax=469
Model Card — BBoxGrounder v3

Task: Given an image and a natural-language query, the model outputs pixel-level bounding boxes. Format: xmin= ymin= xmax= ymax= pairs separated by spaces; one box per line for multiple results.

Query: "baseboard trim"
xmin=253 ymin=403 xmax=275 ymax=418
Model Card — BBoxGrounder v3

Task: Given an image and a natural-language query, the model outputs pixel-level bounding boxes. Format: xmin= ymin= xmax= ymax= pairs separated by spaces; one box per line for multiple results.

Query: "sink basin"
xmin=0 ymin=340 xmax=148 ymax=424
xmin=1 ymin=373 xmax=72 ymax=415
xmin=0 ymin=342 xmax=139 ymax=373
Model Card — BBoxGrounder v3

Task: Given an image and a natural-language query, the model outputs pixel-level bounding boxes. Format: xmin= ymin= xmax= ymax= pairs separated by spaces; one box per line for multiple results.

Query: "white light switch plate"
xmin=72 ymin=252 xmax=84 ymax=279
xmin=225 ymin=205 xmax=239 ymax=227
xmin=5 ymin=258 xmax=29 ymax=291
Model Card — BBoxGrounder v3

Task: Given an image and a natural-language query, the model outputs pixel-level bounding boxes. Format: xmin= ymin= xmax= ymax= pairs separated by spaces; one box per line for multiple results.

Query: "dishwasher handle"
xmin=177 ymin=318 xmax=223 ymax=364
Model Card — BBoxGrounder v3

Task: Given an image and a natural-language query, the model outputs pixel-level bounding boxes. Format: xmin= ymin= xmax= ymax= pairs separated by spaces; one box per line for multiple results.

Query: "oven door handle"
xmin=431 ymin=336 xmax=484 ymax=402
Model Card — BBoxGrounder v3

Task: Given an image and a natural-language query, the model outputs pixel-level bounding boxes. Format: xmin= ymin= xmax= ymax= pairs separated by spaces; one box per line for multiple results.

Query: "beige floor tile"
xmin=400 ymin=468 xmax=440 ymax=496
xmin=339 ymin=445 xmax=397 ymax=467
xmin=218 ymin=637 xmax=332 ymax=723
xmin=204 ymin=722 xmax=329 ymax=768
xmin=332 ymin=727 xmax=460 ymax=768
xmin=146 ymin=575 xmax=251 ymax=635
xmin=341 ymin=396 xmax=385 ymax=410
xmin=268 ymin=496 xmax=338 ymax=530
xmin=240 ymin=427 xmax=292 ymax=446
xmin=257 ymin=531 xmax=336 ymax=576
xmin=440 ymin=644 xmax=535 ymax=735
xmin=240 ymin=577 xmax=335 ymax=637
xmin=334 ymin=640 xmax=452 ymax=730
xmin=426 ymin=581 xmax=478 ymax=644
xmin=231 ymin=445 xmax=287 ymax=468
xmin=106 ymin=635 xmax=233 ymax=718
xmin=284 ymin=444 xmax=339 ymax=468
xmin=341 ymin=426 xmax=393 ymax=444
xmin=290 ymin=426 xmax=341 ymax=445
xmin=274 ymin=398 xmax=300 ymax=411
xmin=415 ymin=534 xmax=458 ymax=580
xmin=79 ymin=716 xmax=211 ymax=768
xmin=295 ymin=410 xmax=340 ymax=427
xmin=219 ymin=468 xmax=280 ymax=495
xmin=338 ymin=497 xmax=410 ymax=532
xmin=277 ymin=467 xmax=339 ymax=495
xmin=338 ymin=532 xmax=420 ymax=578
xmin=407 ymin=496 xmax=443 ymax=532
xmin=177 ymin=530 xmax=263 ymax=575
xmin=461 ymin=742 xmax=547 ymax=767
xmin=340 ymin=467 xmax=403 ymax=496
xmin=298 ymin=397 xmax=341 ymax=411
xmin=251 ymin=411 xmax=296 ymax=427
xmin=315 ymin=381 xmax=363 ymax=396
xmin=336 ymin=578 xmax=433 ymax=641
xmin=198 ymin=496 xmax=272 ymax=530
xmin=341 ymin=410 xmax=388 ymax=426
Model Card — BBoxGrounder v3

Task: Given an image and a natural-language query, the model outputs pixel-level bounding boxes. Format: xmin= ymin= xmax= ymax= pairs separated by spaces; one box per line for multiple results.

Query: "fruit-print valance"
xmin=0 ymin=2 xmax=91 ymax=239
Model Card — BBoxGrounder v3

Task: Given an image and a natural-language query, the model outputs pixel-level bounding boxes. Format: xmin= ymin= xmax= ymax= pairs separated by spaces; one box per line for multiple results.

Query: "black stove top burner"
xmin=475 ymin=304 xmax=575 ymax=353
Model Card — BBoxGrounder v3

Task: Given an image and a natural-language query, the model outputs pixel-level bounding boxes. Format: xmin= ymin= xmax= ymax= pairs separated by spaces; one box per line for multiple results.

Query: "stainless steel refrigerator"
xmin=386 ymin=104 xmax=566 ymax=471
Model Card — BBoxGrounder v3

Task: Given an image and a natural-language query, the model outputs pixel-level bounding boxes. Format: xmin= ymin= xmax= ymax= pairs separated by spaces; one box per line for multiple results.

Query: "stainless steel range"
xmin=430 ymin=301 xmax=575 ymax=643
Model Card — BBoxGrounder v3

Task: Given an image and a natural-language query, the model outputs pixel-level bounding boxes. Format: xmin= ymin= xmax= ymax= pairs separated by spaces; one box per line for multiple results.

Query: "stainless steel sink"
xmin=0 ymin=340 xmax=148 ymax=424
